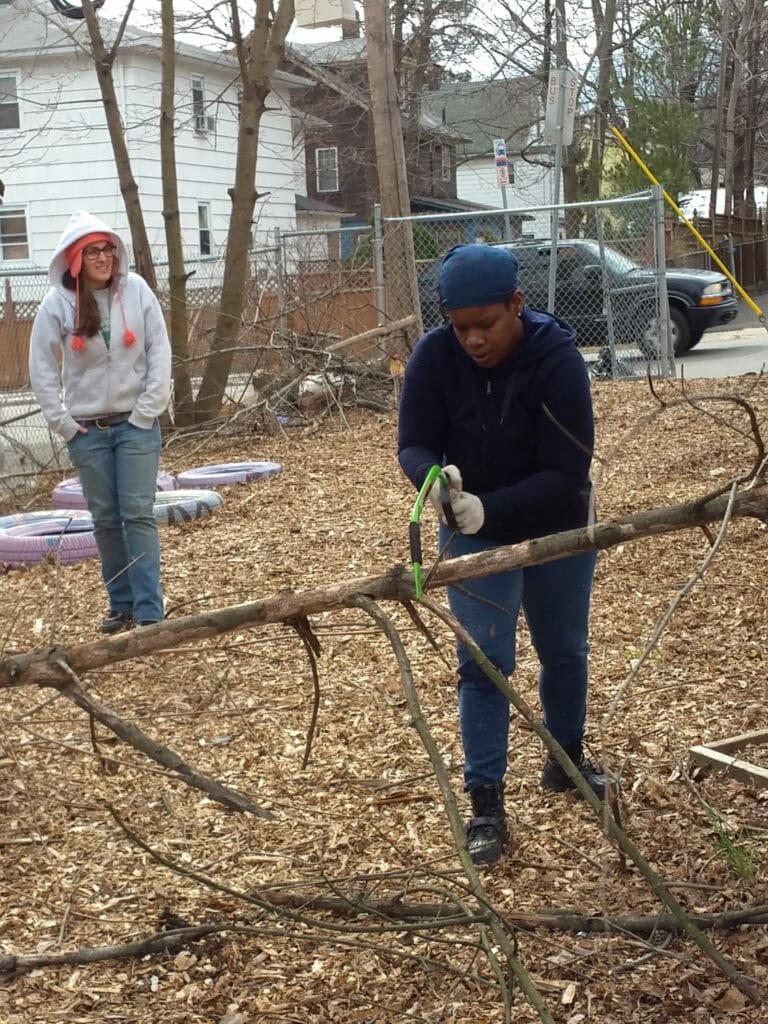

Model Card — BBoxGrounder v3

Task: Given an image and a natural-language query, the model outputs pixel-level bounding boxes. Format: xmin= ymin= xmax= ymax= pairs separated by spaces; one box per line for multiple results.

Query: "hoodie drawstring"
xmin=116 ymin=289 xmax=136 ymax=347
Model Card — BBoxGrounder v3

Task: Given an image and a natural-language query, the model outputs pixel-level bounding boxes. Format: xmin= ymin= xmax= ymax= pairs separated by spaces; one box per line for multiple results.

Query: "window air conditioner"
xmin=195 ymin=114 xmax=216 ymax=134
xmin=295 ymin=0 xmax=355 ymax=28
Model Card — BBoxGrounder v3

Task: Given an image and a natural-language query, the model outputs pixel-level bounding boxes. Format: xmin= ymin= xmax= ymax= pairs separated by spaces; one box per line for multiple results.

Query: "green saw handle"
xmin=409 ymin=464 xmax=444 ymax=600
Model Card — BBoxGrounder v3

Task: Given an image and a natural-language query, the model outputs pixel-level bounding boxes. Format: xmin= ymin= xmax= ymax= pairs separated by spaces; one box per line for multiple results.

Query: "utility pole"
xmin=361 ymin=0 xmax=422 ymax=344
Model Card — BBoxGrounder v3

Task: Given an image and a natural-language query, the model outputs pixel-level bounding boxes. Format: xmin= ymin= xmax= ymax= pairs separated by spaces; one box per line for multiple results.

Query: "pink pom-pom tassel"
xmin=123 ymin=329 xmax=137 ymax=346
xmin=71 ymin=335 xmax=86 ymax=351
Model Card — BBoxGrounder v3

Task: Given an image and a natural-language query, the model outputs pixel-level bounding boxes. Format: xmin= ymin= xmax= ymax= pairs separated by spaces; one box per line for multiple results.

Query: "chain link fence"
xmin=0 ymin=193 xmax=675 ymax=502
xmin=377 ymin=188 xmax=674 ymax=382
xmin=0 ymin=226 xmax=386 ymax=501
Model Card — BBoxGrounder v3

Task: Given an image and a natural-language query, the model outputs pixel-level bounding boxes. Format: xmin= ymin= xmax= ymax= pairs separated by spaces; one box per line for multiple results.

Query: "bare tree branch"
xmin=420 ymin=597 xmax=761 ymax=1004
xmin=2 ymin=481 xmax=767 ymax=689
xmin=48 ymin=661 xmax=274 ymax=818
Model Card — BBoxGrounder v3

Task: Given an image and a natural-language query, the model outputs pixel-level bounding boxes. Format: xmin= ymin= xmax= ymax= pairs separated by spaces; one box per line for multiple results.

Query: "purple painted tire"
xmin=1 ymin=486 xmax=224 ymax=567
xmin=175 ymin=461 xmax=283 ymax=488
xmin=52 ymin=470 xmax=177 ymax=509
xmin=0 ymin=510 xmax=98 ymax=566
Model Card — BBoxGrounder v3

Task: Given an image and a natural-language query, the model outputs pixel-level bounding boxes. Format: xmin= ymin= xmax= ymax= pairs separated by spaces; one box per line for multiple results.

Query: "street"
xmin=676 ymin=324 xmax=768 ymax=379
xmin=676 ymin=287 xmax=768 ymax=378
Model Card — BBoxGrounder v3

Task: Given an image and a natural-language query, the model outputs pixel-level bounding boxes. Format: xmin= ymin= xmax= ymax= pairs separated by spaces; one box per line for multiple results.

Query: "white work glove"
xmin=449 ymin=490 xmax=485 ymax=534
xmin=427 ymin=464 xmax=462 ymax=517
xmin=427 ymin=465 xmax=485 ymax=534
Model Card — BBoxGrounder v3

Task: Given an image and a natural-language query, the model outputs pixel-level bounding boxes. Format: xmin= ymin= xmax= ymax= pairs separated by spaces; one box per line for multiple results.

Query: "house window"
xmin=197 ymin=203 xmax=211 ymax=256
xmin=192 ymin=76 xmax=208 ymax=134
xmin=441 ymin=146 xmax=451 ymax=182
xmin=0 ymin=208 xmax=29 ymax=260
xmin=315 ymin=147 xmax=339 ymax=193
xmin=0 ymin=74 xmax=20 ymax=131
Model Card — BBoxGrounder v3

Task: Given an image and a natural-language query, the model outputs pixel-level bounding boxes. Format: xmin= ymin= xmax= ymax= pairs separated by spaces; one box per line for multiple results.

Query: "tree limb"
xmin=49 ymin=663 xmax=274 ymax=819
xmin=2 ymin=484 xmax=767 ymax=690
xmin=421 ymin=598 xmax=762 ymax=1005
xmin=347 ymin=594 xmax=556 ymax=1024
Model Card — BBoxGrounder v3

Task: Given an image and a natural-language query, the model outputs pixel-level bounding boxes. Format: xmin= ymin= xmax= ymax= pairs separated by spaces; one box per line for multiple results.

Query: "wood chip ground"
xmin=1 ymin=377 xmax=767 ymax=1023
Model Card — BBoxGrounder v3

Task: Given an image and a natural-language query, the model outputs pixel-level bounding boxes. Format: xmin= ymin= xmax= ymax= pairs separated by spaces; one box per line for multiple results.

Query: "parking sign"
xmin=493 ymin=138 xmax=509 ymax=187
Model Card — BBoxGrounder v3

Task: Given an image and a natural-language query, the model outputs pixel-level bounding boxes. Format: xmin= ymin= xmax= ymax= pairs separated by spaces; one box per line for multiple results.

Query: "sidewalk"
xmin=728 ymin=292 xmax=768 ymax=332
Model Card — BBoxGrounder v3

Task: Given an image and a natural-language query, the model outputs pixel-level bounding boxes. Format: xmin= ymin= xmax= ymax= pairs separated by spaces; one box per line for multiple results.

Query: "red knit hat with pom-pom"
xmin=65 ymin=232 xmax=136 ymax=351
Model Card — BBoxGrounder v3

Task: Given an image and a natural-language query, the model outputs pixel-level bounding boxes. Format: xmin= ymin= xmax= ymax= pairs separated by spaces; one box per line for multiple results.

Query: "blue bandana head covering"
xmin=438 ymin=243 xmax=519 ymax=310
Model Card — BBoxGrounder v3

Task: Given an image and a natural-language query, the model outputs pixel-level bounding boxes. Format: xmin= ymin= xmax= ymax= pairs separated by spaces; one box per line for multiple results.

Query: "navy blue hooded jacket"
xmin=397 ymin=306 xmax=594 ymax=544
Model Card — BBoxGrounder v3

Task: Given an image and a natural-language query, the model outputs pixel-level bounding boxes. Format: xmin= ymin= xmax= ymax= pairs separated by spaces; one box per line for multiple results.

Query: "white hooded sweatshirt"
xmin=28 ymin=211 xmax=172 ymax=442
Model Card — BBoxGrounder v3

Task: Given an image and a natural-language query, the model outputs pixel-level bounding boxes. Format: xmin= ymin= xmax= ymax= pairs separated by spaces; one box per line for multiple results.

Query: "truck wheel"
xmin=670 ymin=307 xmax=691 ymax=355
xmin=638 ymin=318 xmax=661 ymax=359
xmin=639 ymin=307 xmax=691 ymax=359
xmin=685 ymin=328 xmax=705 ymax=353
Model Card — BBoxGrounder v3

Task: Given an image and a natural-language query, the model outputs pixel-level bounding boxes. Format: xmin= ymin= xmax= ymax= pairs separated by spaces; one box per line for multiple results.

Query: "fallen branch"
xmin=2 ymin=899 xmax=766 ymax=977
xmin=2 ymin=483 xmax=767 ymax=689
xmin=422 ymin=597 xmax=763 ymax=1006
xmin=250 ymin=892 xmax=768 ymax=936
xmin=0 ymin=925 xmax=226 ymax=974
xmin=50 ymin=664 xmax=274 ymax=819
xmin=0 ymin=920 xmax=501 ymax=987
xmin=325 ymin=315 xmax=417 ymax=352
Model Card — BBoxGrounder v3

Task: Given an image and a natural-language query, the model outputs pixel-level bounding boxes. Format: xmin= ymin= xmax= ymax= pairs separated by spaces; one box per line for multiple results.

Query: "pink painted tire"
xmin=52 ymin=470 xmax=177 ymax=509
xmin=175 ymin=461 xmax=283 ymax=488
xmin=0 ymin=510 xmax=98 ymax=566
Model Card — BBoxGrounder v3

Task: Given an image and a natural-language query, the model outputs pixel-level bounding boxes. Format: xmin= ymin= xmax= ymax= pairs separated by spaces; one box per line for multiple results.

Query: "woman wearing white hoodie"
xmin=29 ymin=211 xmax=172 ymax=634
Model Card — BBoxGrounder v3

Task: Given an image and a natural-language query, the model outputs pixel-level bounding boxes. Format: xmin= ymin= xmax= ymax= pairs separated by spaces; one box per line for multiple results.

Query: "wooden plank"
xmin=689 ymin=745 xmax=768 ymax=790
xmin=706 ymin=728 xmax=768 ymax=754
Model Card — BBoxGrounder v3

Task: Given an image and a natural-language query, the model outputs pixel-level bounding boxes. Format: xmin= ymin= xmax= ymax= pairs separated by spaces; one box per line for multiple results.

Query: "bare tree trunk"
xmin=723 ymin=0 xmax=752 ymax=234
xmin=362 ymin=0 xmax=422 ymax=347
xmin=709 ymin=0 xmax=730 ymax=238
xmin=551 ymin=0 xmax=583 ymax=236
xmin=740 ymin=0 xmax=761 ymax=217
xmin=193 ymin=0 xmax=295 ymax=423
xmin=160 ymin=0 xmax=194 ymax=424
xmin=80 ymin=0 xmax=157 ymax=291
xmin=391 ymin=0 xmax=406 ymax=75
xmin=585 ymin=0 xmax=616 ymax=206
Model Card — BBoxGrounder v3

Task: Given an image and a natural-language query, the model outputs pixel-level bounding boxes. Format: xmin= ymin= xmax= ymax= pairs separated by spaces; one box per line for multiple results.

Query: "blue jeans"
xmin=440 ymin=526 xmax=596 ymax=789
xmin=67 ymin=419 xmax=163 ymax=622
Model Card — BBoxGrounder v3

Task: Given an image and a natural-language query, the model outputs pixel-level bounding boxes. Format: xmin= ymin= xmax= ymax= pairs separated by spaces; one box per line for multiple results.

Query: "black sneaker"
xmin=101 ymin=611 xmax=133 ymax=635
xmin=466 ymin=783 xmax=507 ymax=865
xmin=541 ymin=743 xmax=613 ymax=801
xmin=136 ymin=620 xmax=162 ymax=627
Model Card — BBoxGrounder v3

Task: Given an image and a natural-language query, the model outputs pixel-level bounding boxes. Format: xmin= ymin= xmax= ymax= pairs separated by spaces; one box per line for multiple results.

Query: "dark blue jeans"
xmin=440 ymin=526 xmax=596 ymax=789
xmin=67 ymin=419 xmax=163 ymax=622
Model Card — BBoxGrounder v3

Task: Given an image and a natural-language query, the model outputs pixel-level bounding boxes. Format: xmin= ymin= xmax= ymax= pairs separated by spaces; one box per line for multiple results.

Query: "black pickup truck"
xmin=419 ymin=239 xmax=738 ymax=356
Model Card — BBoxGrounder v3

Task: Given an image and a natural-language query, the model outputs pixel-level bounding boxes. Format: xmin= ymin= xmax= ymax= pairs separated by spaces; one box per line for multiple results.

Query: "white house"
xmin=0 ymin=0 xmax=308 ymax=276
xmin=677 ymin=187 xmax=768 ymax=220
xmin=421 ymin=78 xmax=560 ymax=239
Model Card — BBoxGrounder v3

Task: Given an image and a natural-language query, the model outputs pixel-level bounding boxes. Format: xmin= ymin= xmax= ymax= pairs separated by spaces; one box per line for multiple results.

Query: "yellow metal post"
xmin=610 ymin=125 xmax=766 ymax=330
